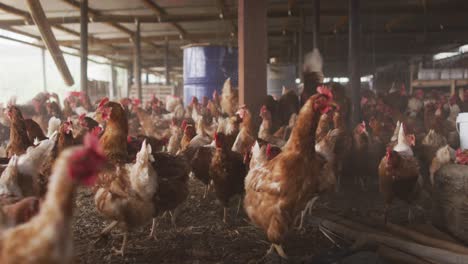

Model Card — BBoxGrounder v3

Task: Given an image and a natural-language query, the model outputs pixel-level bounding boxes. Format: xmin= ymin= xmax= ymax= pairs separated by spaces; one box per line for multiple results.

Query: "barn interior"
xmin=0 ymin=0 xmax=467 ymax=263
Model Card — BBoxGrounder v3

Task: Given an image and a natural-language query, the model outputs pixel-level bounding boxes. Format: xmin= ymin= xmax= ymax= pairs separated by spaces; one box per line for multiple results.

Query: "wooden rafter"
xmin=140 ymin=0 xmax=187 ymax=37
xmin=216 ymin=0 xmax=237 ymax=35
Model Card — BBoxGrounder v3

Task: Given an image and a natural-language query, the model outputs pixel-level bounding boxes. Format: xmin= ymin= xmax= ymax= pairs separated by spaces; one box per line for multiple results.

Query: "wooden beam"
xmin=80 ymin=0 xmax=88 ymax=93
xmin=26 ymin=0 xmax=74 ymax=86
xmin=134 ymin=20 xmax=142 ymax=100
xmin=140 ymin=0 xmax=187 ymax=37
xmin=216 ymin=0 xmax=237 ymax=35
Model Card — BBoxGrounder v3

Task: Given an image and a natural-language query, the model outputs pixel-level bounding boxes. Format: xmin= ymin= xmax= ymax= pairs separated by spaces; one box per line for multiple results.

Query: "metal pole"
xmin=41 ymin=48 xmax=47 ymax=91
xmin=165 ymin=38 xmax=170 ymax=85
xmin=80 ymin=0 xmax=88 ymax=93
xmin=312 ymin=0 xmax=320 ymax=49
xmin=134 ymin=19 xmax=142 ymax=100
xmin=298 ymin=10 xmax=304 ymax=80
xmin=110 ymin=63 xmax=117 ymax=99
xmin=349 ymin=0 xmax=361 ymax=125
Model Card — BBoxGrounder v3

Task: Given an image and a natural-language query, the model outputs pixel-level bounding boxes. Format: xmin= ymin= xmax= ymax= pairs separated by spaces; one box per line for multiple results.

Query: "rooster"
xmin=210 ymin=132 xmax=247 ymax=223
xmin=0 ymin=134 xmax=106 ymax=264
xmin=6 ymin=105 xmax=32 ymax=158
xmin=378 ymin=124 xmax=420 ymax=223
xmin=95 ymin=142 xmax=157 ymax=256
xmin=244 ymin=92 xmax=334 ymax=258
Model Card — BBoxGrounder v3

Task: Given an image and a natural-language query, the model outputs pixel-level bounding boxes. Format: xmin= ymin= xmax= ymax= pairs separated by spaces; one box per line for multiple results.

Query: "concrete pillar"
xmin=348 ymin=0 xmax=361 ymax=125
xmin=80 ymin=0 xmax=88 ymax=93
xmin=134 ymin=20 xmax=142 ymax=100
xmin=238 ymin=0 xmax=267 ymax=118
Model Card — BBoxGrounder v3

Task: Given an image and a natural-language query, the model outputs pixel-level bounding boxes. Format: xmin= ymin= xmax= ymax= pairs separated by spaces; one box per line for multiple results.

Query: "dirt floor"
xmin=72 ymin=174 xmax=424 ymax=264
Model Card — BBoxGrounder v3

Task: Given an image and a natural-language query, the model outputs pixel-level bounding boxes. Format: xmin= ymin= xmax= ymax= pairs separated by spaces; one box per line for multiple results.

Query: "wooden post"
xmin=127 ymin=64 xmax=133 ymax=97
xmin=134 ymin=19 xmax=142 ymax=100
xmin=80 ymin=0 xmax=88 ymax=93
xmin=41 ymin=48 xmax=47 ymax=91
xmin=312 ymin=0 xmax=320 ymax=49
xmin=348 ymin=0 xmax=361 ymax=126
xmin=165 ymin=38 xmax=170 ymax=85
xmin=238 ymin=0 xmax=267 ymax=119
xmin=26 ymin=0 xmax=74 ymax=86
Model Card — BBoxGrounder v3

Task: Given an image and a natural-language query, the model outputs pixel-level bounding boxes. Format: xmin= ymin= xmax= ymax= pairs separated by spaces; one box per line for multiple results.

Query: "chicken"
xmin=1 ymin=197 xmax=40 ymax=227
xmin=188 ymin=145 xmax=215 ymax=198
xmin=166 ymin=120 xmax=183 ymax=154
xmin=0 ymin=135 xmax=57 ymax=202
xmin=378 ymin=124 xmax=420 ymax=223
xmin=24 ymin=119 xmax=47 ymax=143
xmin=352 ymin=121 xmax=370 ymax=190
xmin=231 ymin=107 xmax=255 ymax=158
xmin=258 ymin=105 xmax=286 ymax=148
xmin=179 ymin=122 xmax=197 ymax=152
xmin=97 ymin=99 xmax=189 ymax=240
xmin=39 ymin=121 xmax=75 ymax=196
xmin=419 ymin=129 xmax=447 ymax=170
xmin=331 ymin=110 xmax=352 ymax=190
xmin=0 ymin=134 xmax=106 ymax=264
xmin=210 ymin=132 xmax=247 ymax=223
xmin=244 ymin=92 xmax=334 ymax=258
xmin=6 ymin=105 xmax=32 ymax=158
xmin=47 ymin=116 xmax=62 ymax=138
xmin=97 ymin=98 xmax=129 ymax=163
xmin=407 ymin=89 xmax=424 ymax=117
xmin=220 ymin=78 xmax=238 ymax=116
xmin=95 ymin=142 xmax=157 ymax=256
xmin=429 ymin=145 xmax=455 ymax=186
xmin=315 ymin=113 xmax=331 ymax=143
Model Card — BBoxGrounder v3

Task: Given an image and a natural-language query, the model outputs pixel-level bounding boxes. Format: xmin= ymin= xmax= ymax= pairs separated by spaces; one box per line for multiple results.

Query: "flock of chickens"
xmin=0 ymin=53 xmax=467 ymax=263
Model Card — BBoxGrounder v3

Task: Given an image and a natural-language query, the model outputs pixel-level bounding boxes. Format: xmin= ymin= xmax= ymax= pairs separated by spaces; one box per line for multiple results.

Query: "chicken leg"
xmin=93 ymin=220 xmax=118 ymax=244
xmin=112 ymin=232 xmax=128 ymax=257
xmin=297 ymin=196 xmax=319 ymax=230
xmin=236 ymin=196 xmax=242 ymax=217
xmin=148 ymin=218 xmax=158 ymax=239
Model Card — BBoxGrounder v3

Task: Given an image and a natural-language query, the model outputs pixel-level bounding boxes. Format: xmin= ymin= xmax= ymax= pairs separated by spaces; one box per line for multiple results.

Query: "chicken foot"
xmin=112 ymin=232 xmax=128 ymax=257
xmin=260 ymin=243 xmax=288 ymax=261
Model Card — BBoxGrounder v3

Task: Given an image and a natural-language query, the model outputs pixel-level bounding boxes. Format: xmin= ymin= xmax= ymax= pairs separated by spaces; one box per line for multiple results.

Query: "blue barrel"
xmin=183 ymin=45 xmax=238 ymax=105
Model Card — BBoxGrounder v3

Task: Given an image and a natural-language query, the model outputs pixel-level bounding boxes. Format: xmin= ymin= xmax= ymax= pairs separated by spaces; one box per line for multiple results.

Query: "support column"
xmin=145 ymin=71 xmax=149 ymax=85
xmin=312 ymin=0 xmax=320 ymax=49
xmin=348 ymin=0 xmax=361 ymax=126
xmin=165 ymin=39 xmax=170 ymax=85
xmin=110 ymin=63 xmax=117 ymax=99
xmin=238 ymin=0 xmax=267 ymax=118
xmin=134 ymin=19 xmax=142 ymax=100
xmin=297 ymin=10 xmax=304 ymax=80
xmin=80 ymin=0 xmax=88 ymax=93
xmin=127 ymin=64 xmax=132 ymax=97
xmin=41 ymin=48 xmax=47 ymax=91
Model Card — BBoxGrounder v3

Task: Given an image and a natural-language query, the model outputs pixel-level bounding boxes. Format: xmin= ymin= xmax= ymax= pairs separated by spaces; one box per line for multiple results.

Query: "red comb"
xmin=260 ymin=105 xmax=268 ymax=113
xmin=79 ymin=113 xmax=86 ymax=121
xmin=266 ymin=144 xmax=272 ymax=157
xmin=317 ymin=85 xmax=333 ymax=100
xmin=98 ymin=97 xmax=109 ymax=108
xmin=181 ymin=120 xmax=188 ymax=130
xmin=132 ymin=98 xmax=141 ymax=106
